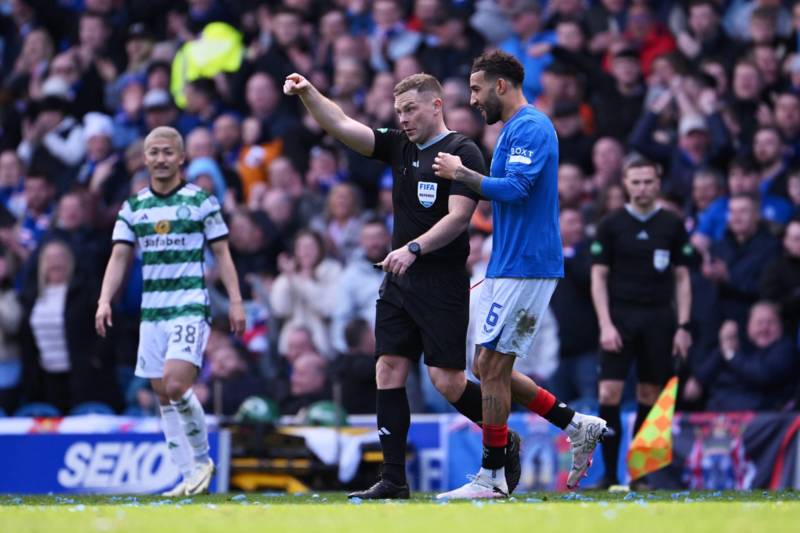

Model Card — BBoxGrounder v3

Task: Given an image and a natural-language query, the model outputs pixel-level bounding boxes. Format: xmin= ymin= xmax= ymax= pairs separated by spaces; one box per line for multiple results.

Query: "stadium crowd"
xmin=0 ymin=0 xmax=799 ymax=419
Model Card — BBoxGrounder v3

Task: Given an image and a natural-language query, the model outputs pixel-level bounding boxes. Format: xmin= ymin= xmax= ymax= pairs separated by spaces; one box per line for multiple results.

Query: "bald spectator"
xmin=283 ymin=353 xmax=331 ymax=415
xmin=703 ymin=194 xmax=781 ymax=329
xmin=693 ymin=303 xmax=799 ymax=411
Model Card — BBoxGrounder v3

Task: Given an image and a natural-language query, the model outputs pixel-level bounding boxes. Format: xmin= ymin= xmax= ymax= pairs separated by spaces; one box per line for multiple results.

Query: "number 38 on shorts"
xmin=135 ymin=319 xmax=210 ymax=378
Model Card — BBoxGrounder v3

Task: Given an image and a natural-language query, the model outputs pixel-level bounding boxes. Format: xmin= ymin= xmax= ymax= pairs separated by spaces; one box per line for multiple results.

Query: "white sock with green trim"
xmin=171 ymin=388 xmax=210 ymax=465
xmin=159 ymin=404 xmax=193 ymax=479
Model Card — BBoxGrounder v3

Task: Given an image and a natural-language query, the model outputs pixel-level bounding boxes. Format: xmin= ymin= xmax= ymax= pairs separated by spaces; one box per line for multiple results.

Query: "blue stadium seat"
xmin=69 ymin=402 xmax=115 ymax=416
xmin=14 ymin=402 xmax=61 ymax=418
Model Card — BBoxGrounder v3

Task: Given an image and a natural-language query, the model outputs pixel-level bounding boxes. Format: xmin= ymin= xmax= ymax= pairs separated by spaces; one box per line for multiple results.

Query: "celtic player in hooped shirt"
xmin=95 ymin=126 xmax=245 ymax=497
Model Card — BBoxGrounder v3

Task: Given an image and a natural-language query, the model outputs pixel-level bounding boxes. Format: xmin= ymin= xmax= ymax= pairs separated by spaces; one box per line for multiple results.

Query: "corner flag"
xmin=627 ymin=376 xmax=678 ymax=481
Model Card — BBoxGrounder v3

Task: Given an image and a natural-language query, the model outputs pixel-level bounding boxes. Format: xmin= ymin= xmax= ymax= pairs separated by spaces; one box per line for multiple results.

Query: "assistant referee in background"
xmin=590 ymin=157 xmax=693 ymax=489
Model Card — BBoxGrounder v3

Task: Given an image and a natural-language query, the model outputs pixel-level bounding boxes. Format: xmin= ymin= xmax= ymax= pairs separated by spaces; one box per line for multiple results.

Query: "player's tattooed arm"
xmin=433 ymin=152 xmax=484 ymax=194
xmin=453 ymin=165 xmax=485 ymax=195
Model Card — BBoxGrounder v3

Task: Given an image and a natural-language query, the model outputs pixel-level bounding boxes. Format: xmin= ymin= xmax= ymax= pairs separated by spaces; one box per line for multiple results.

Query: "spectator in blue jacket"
xmin=693 ymin=156 xmax=793 ymax=254
xmin=702 ymin=194 xmax=781 ymax=329
xmin=694 ymin=302 xmax=799 ymax=411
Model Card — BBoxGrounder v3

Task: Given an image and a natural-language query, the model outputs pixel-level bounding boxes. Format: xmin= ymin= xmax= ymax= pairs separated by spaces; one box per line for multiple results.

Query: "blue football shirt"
xmin=481 ymin=105 xmax=563 ymax=279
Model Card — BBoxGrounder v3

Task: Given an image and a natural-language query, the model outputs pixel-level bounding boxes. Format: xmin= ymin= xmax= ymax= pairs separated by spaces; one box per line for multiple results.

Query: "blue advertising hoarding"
xmin=0 ymin=431 xmax=230 ymax=494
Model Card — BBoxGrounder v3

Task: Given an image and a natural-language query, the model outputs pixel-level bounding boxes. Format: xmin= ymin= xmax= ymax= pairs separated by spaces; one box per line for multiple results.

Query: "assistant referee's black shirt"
xmin=591 ymin=206 xmax=693 ymax=306
xmin=371 ymin=128 xmax=486 ymax=270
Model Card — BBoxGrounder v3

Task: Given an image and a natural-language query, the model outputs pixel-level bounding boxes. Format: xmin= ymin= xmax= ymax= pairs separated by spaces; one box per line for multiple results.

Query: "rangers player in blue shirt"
xmin=433 ymin=51 xmax=608 ymax=499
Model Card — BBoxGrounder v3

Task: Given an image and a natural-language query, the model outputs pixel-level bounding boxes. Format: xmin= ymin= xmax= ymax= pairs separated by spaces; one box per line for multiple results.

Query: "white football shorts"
xmin=474 ymin=278 xmax=558 ymax=357
xmin=135 ymin=318 xmax=210 ymax=378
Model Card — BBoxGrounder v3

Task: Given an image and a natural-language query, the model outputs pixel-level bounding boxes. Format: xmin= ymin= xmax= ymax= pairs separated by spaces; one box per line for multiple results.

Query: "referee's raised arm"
xmin=283 ymin=72 xmax=375 ymax=157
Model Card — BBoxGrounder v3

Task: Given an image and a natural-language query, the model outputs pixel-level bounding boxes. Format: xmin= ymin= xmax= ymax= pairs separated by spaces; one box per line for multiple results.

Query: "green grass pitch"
xmin=1 ymin=492 xmax=799 ymax=533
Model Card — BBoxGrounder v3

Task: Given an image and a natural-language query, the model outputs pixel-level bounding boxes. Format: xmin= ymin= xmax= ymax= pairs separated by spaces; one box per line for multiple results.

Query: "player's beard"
xmin=482 ymin=92 xmax=503 ymax=125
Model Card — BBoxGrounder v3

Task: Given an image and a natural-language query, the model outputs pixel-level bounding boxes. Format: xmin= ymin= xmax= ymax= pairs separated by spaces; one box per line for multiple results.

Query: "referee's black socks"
xmin=376 ymin=388 xmax=410 ymax=485
xmin=599 ymin=404 xmax=621 ymax=484
xmin=450 ymin=380 xmax=484 ymax=424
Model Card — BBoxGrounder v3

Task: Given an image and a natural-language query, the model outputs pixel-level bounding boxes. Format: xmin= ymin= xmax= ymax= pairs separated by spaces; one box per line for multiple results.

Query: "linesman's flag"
xmin=627 ymin=376 xmax=678 ymax=481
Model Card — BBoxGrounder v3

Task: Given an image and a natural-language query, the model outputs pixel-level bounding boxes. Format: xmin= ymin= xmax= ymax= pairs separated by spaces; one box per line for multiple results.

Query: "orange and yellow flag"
xmin=627 ymin=376 xmax=678 ymax=481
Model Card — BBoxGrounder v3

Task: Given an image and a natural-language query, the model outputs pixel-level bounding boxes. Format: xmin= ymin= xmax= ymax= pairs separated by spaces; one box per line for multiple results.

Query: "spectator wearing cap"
xmin=760 ymin=219 xmax=800 ymax=341
xmin=17 ymin=76 xmax=86 ymax=188
xmin=629 ymin=86 xmax=731 ymax=204
xmin=499 ymin=0 xmax=556 ymax=101
xmin=368 ymin=0 xmax=422 ymax=73
xmin=142 ymin=88 xmax=180 ymax=133
xmin=552 ymin=101 xmax=594 ymax=174
xmin=693 ymin=302 xmax=799 ymax=412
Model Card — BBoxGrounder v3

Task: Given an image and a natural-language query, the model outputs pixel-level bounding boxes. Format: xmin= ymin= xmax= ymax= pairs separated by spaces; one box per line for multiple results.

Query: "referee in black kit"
xmin=283 ymin=72 xmax=521 ymax=499
xmin=590 ymin=157 xmax=693 ymax=489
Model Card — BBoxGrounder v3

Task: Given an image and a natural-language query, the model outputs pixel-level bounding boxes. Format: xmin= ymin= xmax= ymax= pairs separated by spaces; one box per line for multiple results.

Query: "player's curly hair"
xmin=470 ymin=51 xmax=524 ymax=87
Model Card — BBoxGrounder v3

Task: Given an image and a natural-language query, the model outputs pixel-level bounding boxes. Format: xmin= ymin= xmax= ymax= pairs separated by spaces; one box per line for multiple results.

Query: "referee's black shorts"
xmin=600 ymin=302 xmax=675 ymax=385
xmin=375 ymin=266 xmax=470 ymax=369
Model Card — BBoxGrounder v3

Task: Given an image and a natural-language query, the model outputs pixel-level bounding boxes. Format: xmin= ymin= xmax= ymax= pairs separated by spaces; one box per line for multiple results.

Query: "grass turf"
xmin=1 ymin=492 xmax=799 ymax=533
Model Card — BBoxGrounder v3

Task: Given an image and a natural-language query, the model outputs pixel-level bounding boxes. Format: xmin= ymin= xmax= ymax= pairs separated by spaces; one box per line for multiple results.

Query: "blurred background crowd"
xmin=0 ymin=0 xmax=799 ymax=419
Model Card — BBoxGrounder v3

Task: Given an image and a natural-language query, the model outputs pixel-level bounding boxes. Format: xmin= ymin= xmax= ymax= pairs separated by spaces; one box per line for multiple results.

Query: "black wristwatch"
xmin=678 ymin=322 xmax=691 ymax=332
xmin=407 ymin=241 xmax=422 ymax=257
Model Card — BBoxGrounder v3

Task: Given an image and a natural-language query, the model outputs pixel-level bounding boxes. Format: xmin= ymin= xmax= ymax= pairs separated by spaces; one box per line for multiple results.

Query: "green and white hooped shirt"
xmin=111 ymin=182 xmax=228 ymax=323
